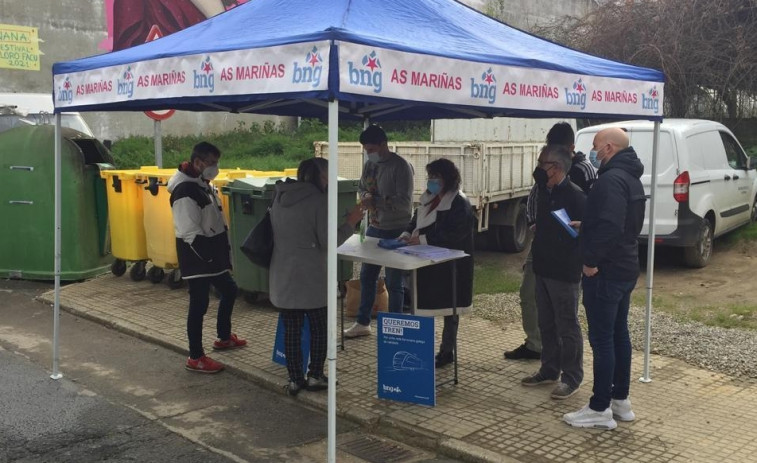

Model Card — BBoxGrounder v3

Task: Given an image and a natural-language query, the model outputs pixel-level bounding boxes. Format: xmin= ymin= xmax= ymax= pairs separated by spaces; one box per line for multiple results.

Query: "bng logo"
xmin=193 ymin=56 xmax=215 ymax=93
xmin=470 ymin=68 xmax=497 ymax=104
xmin=565 ymin=78 xmax=587 ymax=110
xmin=117 ymin=66 xmax=134 ymax=98
xmin=57 ymin=76 xmax=73 ymax=104
xmin=292 ymin=46 xmax=323 ymax=88
xmin=642 ymin=85 xmax=660 ymax=114
xmin=348 ymin=50 xmax=382 ymax=93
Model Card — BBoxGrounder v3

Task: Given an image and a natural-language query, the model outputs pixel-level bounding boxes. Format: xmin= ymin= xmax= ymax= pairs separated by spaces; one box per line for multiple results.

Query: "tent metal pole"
xmin=52 ymin=113 xmax=63 ymax=381
xmin=640 ymin=120 xmax=661 ymax=383
xmin=154 ymin=120 xmax=163 ymax=168
xmin=327 ymin=99 xmax=339 ymax=463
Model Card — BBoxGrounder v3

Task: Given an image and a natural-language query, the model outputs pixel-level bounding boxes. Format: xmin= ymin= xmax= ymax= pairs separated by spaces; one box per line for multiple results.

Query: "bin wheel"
xmin=129 ymin=261 xmax=147 ymax=281
xmin=147 ymin=266 xmax=165 ymax=284
xmin=166 ymin=269 xmax=184 ymax=289
xmin=111 ymin=259 xmax=127 ymax=277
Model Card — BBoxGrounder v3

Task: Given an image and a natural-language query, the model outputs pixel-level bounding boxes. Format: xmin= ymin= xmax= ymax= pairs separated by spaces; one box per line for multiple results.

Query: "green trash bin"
xmin=224 ymin=176 xmax=358 ymax=298
xmin=0 ymin=125 xmax=114 ymax=280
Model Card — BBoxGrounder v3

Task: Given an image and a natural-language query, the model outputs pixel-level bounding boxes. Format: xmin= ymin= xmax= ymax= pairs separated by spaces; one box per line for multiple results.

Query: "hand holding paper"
xmin=550 ymin=208 xmax=579 ymax=238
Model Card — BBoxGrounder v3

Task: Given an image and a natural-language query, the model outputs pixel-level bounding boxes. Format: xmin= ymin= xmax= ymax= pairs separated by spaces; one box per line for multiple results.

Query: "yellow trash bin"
xmin=99 ymin=169 xmax=149 ymax=280
xmin=135 ymin=169 xmax=182 ymax=288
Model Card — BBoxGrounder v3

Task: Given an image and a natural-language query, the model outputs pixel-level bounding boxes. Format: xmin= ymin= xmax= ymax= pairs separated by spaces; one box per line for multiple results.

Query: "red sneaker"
xmin=213 ymin=333 xmax=247 ymax=350
xmin=185 ymin=355 xmax=224 ymax=373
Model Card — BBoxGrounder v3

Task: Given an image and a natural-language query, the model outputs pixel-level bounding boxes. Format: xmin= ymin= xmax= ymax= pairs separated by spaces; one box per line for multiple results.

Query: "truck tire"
xmin=682 ymin=218 xmax=713 ymax=268
xmin=491 ymin=203 xmax=528 ymax=253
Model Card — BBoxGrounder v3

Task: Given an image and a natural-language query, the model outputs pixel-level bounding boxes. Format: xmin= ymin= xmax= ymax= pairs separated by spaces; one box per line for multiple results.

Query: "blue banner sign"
xmin=377 ymin=312 xmax=435 ymax=406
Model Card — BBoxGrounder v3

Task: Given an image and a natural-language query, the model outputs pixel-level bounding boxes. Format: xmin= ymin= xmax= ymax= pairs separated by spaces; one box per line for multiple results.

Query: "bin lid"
xmin=99 ymin=169 xmax=140 ymax=180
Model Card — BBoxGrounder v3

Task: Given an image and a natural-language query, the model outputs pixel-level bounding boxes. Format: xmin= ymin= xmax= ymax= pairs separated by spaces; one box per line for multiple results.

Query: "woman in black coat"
xmin=399 ymin=158 xmax=474 ymax=368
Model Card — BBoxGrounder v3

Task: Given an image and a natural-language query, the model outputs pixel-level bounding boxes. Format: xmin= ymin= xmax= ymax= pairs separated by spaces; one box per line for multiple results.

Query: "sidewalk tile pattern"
xmin=42 ymin=275 xmax=757 ymax=463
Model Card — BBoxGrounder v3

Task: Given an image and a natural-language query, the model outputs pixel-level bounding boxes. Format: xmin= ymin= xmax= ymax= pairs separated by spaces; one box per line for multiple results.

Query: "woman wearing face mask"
xmin=269 ymin=158 xmax=363 ymax=395
xmin=399 ymin=159 xmax=475 ymax=368
xmin=168 ymin=141 xmax=246 ymax=374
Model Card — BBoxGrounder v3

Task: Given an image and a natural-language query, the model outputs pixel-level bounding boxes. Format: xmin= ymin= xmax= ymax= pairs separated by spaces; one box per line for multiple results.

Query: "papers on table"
xmin=394 ymin=244 xmax=466 ymax=262
xmin=550 ymin=208 xmax=578 ymax=238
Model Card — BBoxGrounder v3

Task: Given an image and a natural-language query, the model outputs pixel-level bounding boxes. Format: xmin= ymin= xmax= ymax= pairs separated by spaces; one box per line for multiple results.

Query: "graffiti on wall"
xmin=100 ymin=0 xmax=250 ymax=52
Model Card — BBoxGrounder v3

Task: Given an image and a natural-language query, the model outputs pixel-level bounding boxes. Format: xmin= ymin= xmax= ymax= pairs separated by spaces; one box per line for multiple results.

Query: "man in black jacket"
xmin=520 ymin=145 xmax=586 ymax=400
xmin=564 ymin=127 xmax=646 ymax=430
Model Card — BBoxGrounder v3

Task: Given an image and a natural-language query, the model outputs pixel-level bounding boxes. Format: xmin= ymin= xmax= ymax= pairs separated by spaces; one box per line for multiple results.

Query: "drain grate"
xmin=338 ymin=435 xmax=420 ymax=463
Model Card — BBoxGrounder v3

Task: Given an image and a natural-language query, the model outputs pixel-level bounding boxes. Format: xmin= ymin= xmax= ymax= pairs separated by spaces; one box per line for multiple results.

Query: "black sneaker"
xmin=285 ymin=379 xmax=306 ymax=396
xmin=504 ymin=343 xmax=541 ymax=360
xmin=435 ymin=351 xmax=454 ymax=368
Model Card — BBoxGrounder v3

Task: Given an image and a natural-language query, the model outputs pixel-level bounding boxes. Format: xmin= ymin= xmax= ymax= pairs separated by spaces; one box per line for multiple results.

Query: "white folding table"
xmin=337 ymin=235 xmax=468 ymax=385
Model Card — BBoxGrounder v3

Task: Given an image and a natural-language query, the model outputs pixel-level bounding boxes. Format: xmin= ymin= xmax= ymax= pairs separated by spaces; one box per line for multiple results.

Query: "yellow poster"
xmin=0 ymin=24 xmax=41 ymax=71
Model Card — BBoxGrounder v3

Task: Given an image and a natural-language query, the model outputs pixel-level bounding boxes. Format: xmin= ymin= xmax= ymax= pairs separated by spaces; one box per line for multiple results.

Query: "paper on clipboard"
xmin=550 ymin=208 xmax=578 ymax=238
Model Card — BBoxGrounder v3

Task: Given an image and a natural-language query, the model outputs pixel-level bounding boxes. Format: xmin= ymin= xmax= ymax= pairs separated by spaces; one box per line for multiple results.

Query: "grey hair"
xmin=542 ymin=144 xmax=572 ymax=174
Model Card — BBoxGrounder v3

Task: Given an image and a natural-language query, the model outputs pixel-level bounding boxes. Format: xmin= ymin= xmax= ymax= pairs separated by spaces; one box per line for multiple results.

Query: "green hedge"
xmin=109 ymin=119 xmax=430 ymax=170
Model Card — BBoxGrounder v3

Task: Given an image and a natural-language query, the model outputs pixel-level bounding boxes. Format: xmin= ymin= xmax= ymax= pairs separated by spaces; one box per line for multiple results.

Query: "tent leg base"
xmin=638 ymin=376 xmax=652 ymax=383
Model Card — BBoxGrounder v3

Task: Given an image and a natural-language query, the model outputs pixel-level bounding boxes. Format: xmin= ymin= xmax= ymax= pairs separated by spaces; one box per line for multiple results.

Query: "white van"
xmin=575 ymin=119 xmax=757 ymax=267
xmin=0 ymin=92 xmax=94 ymax=136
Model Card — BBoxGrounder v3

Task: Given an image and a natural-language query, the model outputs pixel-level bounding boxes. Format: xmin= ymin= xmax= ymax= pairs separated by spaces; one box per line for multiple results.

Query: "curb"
xmin=43 ymin=295 xmax=517 ymax=463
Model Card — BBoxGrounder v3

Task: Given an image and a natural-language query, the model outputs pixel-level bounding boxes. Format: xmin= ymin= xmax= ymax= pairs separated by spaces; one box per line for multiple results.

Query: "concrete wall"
xmin=474 ymin=0 xmax=595 ymax=30
xmin=0 ymin=0 xmax=294 ymax=141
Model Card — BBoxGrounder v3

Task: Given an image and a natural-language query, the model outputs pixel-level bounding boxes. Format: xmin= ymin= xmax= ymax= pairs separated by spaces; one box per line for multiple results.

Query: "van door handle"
xmin=733 ymin=174 xmax=740 ymax=180
xmin=724 ymin=175 xmax=731 ymax=181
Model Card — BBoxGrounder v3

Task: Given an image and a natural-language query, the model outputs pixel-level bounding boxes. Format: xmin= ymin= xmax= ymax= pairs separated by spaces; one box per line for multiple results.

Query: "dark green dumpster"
xmin=224 ymin=176 xmax=358 ymax=299
xmin=0 ymin=125 xmax=114 ymax=280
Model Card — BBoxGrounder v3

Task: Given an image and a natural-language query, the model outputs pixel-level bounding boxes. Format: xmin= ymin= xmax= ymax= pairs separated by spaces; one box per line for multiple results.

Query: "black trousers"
xmin=186 ymin=272 xmax=238 ymax=359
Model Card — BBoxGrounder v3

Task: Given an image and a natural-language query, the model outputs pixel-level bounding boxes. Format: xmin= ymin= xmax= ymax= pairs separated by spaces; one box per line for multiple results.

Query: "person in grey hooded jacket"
xmin=269 ymin=158 xmax=362 ymax=396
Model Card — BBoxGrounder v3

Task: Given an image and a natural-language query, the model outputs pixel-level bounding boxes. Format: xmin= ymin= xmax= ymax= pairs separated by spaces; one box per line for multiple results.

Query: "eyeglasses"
xmin=537 ymin=161 xmax=557 ymax=169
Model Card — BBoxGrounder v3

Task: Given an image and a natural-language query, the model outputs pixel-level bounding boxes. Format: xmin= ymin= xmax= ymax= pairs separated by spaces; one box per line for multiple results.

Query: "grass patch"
xmin=632 ymin=289 xmax=757 ymax=331
xmin=473 ymin=260 xmax=520 ymax=295
xmin=108 ymin=118 xmax=430 ymax=170
xmin=722 ymin=221 xmax=757 ymax=244
xmin=689 ymin=304 xmax=757 ymax=330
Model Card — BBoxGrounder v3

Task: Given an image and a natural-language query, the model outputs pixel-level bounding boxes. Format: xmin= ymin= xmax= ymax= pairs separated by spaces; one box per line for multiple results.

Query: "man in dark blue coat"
xmin=564 ymin=127 xmax=646 ymax=430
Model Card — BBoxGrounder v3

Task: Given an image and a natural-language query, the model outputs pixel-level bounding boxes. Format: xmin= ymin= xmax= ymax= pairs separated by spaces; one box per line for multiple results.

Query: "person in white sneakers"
xmin=343 ymin=125 xmax=414 ymax=339
xmin=563 ymin=127 xmax=645 ymax=429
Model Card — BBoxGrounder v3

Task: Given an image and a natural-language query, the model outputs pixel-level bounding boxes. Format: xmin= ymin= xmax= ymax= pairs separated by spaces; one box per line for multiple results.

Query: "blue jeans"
xmin=357 ymin=226 xmax=405 ymax=326
xmin=582 ymin=275 xmax=636 ymax=412
xmin=187 ymin=271 xmax=238 ymax=359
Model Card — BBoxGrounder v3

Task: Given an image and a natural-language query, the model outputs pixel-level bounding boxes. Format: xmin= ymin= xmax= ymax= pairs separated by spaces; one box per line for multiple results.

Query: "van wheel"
xmin=491 ymin=203 xmax=528 ymax=253
xmin=682 ymin=219 xmax=713 ymax=268
xmin=750 ymin=198 xmax=757 ymax=224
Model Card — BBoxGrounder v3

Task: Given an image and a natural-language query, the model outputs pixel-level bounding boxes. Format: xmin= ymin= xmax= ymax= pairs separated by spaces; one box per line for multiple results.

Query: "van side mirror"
xmin=747 ymin=156 xmax=757 ymax=170
xmin=103 ymin=139 xmax=112 ymax=150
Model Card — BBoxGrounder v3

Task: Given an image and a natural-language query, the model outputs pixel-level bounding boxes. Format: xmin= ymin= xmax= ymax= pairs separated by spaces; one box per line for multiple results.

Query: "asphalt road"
xmin=0 ymin=279 xmax=459 ymax=463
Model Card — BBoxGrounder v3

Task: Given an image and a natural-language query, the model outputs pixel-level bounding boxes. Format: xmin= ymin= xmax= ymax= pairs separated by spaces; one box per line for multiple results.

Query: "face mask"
xmin=427 ymin=179 xmax=442 ymax=195
xmin=532 ymin=167 xmax=548 ymax=186
xmin=366 ymin=151 xmax=380 ymax=163
xmin=589 ymin=149 xmax=601 ymax=169
xmin=202 ymin=164 xmax=219 ymax=181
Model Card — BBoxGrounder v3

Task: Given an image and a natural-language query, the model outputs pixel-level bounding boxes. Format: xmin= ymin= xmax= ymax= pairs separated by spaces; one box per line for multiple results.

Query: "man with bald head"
xmin=563 ymin=127 xmax=646 ymax=430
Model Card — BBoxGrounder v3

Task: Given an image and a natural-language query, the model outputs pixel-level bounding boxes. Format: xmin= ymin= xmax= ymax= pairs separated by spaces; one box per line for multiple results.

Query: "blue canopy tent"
xmin=53 ymin=0 xmax=665 ymax=459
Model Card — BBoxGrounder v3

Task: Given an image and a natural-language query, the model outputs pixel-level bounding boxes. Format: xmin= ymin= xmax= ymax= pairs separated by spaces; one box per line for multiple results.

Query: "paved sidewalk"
xmin=41 ymin=275 xmax=757 ymax=463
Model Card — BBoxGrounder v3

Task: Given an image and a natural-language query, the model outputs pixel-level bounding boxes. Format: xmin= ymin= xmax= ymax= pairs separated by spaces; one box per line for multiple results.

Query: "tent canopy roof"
xmin=52 ymin=0 xmax=665 ymax=121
